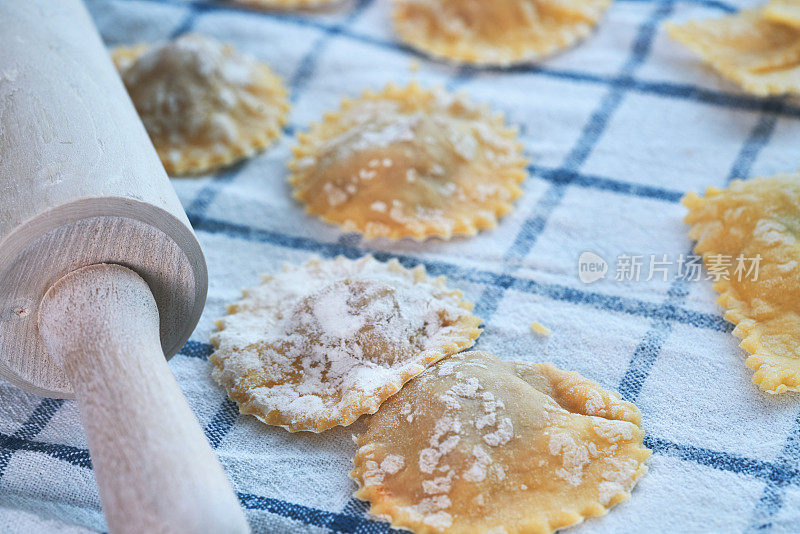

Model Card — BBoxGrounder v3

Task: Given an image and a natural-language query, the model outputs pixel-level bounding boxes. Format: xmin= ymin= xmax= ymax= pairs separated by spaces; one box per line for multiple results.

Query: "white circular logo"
xmin=578 ymin=252 xmax=608 ymax=284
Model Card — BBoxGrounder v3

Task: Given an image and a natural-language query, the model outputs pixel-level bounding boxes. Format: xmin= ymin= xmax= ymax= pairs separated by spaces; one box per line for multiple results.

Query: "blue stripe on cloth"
xmin=502 ymin=179 xmax=568 ymax=265
xmin=467 ymin=182 xmax=561 ymax=321
xmin=1 ymin=427 xmax=796 ymax=497
xmin=187 ymin=213 xmax=731 ymax=332
xmin=0 ymin=431 xmax=92 ymax=470
xmin=179 ymin=339 xmax=216 ymax=360
xmin=531 ymin=164 xmax=686 ymax=203
xmin=10 ymin=399 xmax=65 ymax=442
xmin=204 ymin=398 xmax=239 ymax=449
xmin=182 ymin=120 xmax=294 ymax=221
xmin=238 ymin=493 xmax=402 ymax=533
xmin=341 ymin=498 xmax=370 ymax=517
xmin=617 ymin=275 xmax=690 ymax=402
xmin=125 ymin=0 xmax=800 ymax=124
xmin=644 ymin=436 xmax=800 ymax=485
xmin=168 ymin=3 xmax=206 ymax=38
xmin=184 ymin=160 xmax=252 ymax=218
xmin=618 ymin=65 xmax=779 ymax=446
xmin=466 ymin=0 xmax=676 ymax=331
xmin=3 ymin=421 xmax=800 ymax=532
xmin=618 ymin=79 xmax=778 ymax=391
xmin=746 ymin=412 xmax=800 ymax=531
xmin=287 ymin=0 xmax=374 ymax=102
xmin=726 ymin=108 xmax=782 ymax=184
xmin=605 ymin=10 xmax=789 ymax=529
xmin=626 ymin=80 xmax=800 ymax=120
xmin=624 ymin=0 xmax=735 ymax=9
xmin=0 ymin=399 xmax=66 ymax=479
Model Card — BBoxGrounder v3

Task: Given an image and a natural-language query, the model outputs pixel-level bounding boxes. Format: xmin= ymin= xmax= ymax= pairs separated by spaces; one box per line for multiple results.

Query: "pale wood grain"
xmin=0 ymin=0 xmax=249 ymax=531
xmin=39 ymin=265 xmax=249 ymax=534
xmin=0 ymin=0 xmax=207 ymax=396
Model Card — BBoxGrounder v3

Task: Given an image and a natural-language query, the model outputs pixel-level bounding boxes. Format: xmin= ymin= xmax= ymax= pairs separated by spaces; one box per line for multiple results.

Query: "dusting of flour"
xmin=210 ymin=255 xmax=480 ymax=432
xmin=352 ymin=351 xmax=651 ymax=533
xmin=288 ymin=83 xmax=527 ymax=240
xmin=119 ymin=34 xmax=261 ymax=143
xmin=114 ymin=33 xmax=289 ymax=175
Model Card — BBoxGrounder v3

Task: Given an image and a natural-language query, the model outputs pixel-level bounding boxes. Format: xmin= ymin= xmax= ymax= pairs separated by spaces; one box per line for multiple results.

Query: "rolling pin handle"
xmin=37 ymin=264 xmax=249 ymax=534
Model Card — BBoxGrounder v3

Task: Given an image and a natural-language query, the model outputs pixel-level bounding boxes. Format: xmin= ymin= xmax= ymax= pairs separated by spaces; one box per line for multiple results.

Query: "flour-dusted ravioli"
xmin=683 ymin=174 xmax=800 ymax=393
xmin=392 ymin=0 xmax=612 ymax=66
xmin=766 ymin=0 xmax=800 ymax=29
xmin=113 ymin=34 xmax=289 ymax=175
xmin=289 ymin=83 xmax=527 ymax=240
xmin=667 ymin=8 xmax=800 ymax=96
xmin=210 ymin=256 xmax=482 ymax=432
xmin=351 ymin=351 xmax=650 ymax=534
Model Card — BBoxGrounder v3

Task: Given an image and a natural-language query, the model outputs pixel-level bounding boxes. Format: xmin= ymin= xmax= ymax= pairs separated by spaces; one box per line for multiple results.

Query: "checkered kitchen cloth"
xmin=2 ymin=0 xmax=800 ymax=532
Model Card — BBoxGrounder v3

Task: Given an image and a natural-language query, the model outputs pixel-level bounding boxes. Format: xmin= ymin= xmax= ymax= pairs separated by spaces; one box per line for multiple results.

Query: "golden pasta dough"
xmin=530 ymin=321 xmax=552 ymax=336
xmin=289 ymin=83 xmax=528 ymax=240
xmin=352 ymin=351 xmax=650 ymax=533
xmin=392 ymin=0 xmax=612 ymax=66
xmin=683 ymin=174 xmax=800 ymax=393
xmin=210 ymin=256 xmax=482 ymax=432
xmin=667 ymin=8 xmax=800 ymax=96
xmin=765 ymin=0 xmax=800 ymax=29
xmin=113 ymin=34 xmax=289 ymax=175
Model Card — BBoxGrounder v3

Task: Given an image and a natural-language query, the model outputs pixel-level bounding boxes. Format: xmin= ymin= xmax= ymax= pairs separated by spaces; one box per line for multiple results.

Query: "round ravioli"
xmin=351 ymin=351 xmax=650 ymax=534
xmin=112 ymin=34 xmax=289 ymax=175
xmin=683 ymin=174 xmax=800 ymax=393
xmin=210 ymin=255 xmax=482 ymax=432
xmin=667 ymin=8 xmax=800 ymax=97
xmin=392 ymin=0 xmax=612 ymax=66
xmin=289 ymin=83 xmax=528 ymax=240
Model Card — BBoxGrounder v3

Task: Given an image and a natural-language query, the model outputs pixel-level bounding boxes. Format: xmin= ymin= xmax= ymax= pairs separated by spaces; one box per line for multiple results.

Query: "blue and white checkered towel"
xmin=2 ymin=0 xmax=800 ymax=532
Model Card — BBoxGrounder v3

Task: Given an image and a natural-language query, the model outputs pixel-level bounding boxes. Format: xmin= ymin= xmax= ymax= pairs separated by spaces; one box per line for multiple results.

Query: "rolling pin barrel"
xmin=0 ymin=0 xmax=248 ymax=532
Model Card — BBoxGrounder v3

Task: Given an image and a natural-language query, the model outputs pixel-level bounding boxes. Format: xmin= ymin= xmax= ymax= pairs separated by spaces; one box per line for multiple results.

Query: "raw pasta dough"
xmin=210 ymin=256 xmax=482 ymax=432
xmin=352 ymin=351 xmax=650 ymax=533
xmin=667 ymin=8 xmax=800 ymax=96
xmin=683 ymin=174 xmax=800 ymax=393
xmin=392 ymin=0 xmax=612 ymax=66
xmin=289 ymin=83 xmax=527 ymax=240
xmin=113 ymin=34 xmax=289 ymax=175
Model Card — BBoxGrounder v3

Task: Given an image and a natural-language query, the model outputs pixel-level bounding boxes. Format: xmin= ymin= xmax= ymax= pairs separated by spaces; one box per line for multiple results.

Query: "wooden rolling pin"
xmin=0 ymin=1 xmax=249 ymax=532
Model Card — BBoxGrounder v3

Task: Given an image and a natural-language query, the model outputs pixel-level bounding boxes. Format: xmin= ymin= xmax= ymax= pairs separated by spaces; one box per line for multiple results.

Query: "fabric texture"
xmin=2 ymin=0 xmax=800 ymax=532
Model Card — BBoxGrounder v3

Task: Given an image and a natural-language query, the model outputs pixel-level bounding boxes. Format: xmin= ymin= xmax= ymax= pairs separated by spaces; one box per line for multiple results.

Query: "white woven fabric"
xmin=1 ymin=0 xmax=799 ymax=532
